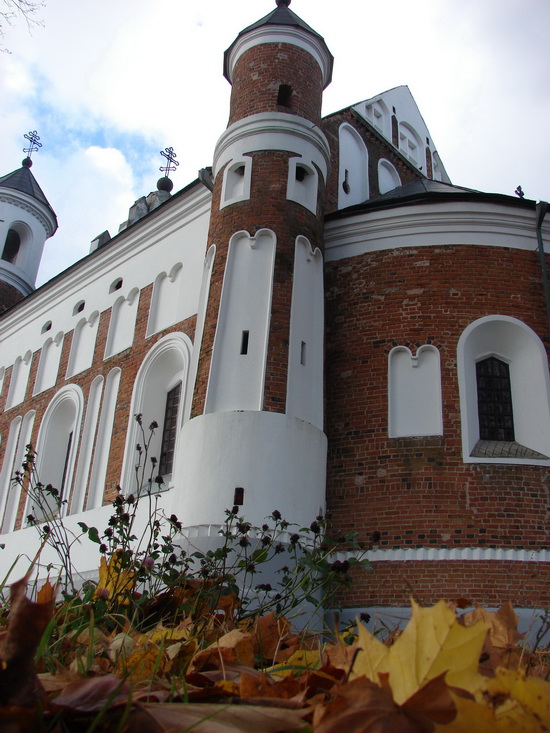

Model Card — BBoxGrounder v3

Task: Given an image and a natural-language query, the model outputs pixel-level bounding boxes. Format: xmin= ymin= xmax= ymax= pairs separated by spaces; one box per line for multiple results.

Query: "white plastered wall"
xmin=205 ymin=229 xmax=276 ymax=414
xmin=173 ymin=410 xmax=327 ymax=530
xmin=286 ymin=236 xmax=324 ymax=429
xmin=388 ymin=345 xmax=443 ymax=437
xmin=338 ymin=123 xmax=369 ymax=209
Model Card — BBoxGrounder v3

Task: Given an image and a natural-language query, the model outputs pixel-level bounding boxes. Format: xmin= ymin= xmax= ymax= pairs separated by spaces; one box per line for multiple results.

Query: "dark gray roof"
xmin=224 ymin=1 xmax=332 ymax=85
xmin=0 ymin=164 xmax=57 ymax=221
xmin=328 ymin=178 xmax=535 ymax=219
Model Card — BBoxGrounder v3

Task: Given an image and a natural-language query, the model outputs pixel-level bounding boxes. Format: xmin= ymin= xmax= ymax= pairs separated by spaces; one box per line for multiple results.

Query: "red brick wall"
xmin=0 ymin=288 xmax=196 ymax=529
xmin=0 ymin=281 xmax=25 ymax=312
xmin=325 ymin=243 xmax=550 ymax=606
xmin=228 ymin=43 xmax=324 ymax=126
xmin=342 ymin=560 xmax=550 ymax=608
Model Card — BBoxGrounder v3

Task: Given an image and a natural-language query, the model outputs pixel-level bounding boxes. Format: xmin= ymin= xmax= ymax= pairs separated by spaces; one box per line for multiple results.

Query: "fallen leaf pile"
xmin=0 ymin=577 xmax=549 ymax=732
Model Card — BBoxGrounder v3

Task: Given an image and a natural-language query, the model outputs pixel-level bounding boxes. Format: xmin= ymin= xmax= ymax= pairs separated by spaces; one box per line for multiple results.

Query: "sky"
xmin=1 ymin=0 xmax=549 ymax=287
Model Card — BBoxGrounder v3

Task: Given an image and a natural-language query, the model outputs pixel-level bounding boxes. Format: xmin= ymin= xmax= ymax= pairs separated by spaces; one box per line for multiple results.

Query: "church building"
xmin=1 ymin=0 xmax=549 ymax=617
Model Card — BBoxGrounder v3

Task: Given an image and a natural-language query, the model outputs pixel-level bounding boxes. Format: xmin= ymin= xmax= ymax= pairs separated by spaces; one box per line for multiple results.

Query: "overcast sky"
xmin=1 ymin=0 xmax=549 ymax=286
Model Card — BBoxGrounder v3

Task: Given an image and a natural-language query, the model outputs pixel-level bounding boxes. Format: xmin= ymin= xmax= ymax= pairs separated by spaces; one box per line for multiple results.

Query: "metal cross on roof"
xmin=23 ymin=130 xmax=42 ymax=159
xmin=159 ymin=146 xmax=179 ymax=177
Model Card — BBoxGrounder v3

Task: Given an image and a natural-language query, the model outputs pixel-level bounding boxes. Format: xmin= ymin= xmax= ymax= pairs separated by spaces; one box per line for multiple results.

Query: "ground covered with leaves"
xmin=1 ymin=573 xmax=549 ymax=732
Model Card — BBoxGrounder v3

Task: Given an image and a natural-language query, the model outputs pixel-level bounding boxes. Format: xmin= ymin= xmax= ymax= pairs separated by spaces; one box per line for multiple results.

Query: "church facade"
xmin=1 ymin=0 xmax=549 ymax=614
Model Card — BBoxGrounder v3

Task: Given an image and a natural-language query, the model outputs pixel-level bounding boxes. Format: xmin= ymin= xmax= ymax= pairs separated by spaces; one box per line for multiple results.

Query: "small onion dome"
xmin=157 ymin=176 xmax=174 ymax=193
xmin=22 ymin=156 xmax=33 ymax=168
xmin=276 ymin=0 xmax=291 ymax=6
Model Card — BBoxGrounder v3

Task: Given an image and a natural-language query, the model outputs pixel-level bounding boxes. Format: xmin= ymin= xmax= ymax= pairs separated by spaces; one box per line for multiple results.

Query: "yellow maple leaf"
xmin=267 ymin=649 xmax=320 ymax=677
xmin=351 ymin=600 xmax=488 ymax=704
xmin=93 ymin=551 xmax=135 ymax=604
xmin=436 ymin=669 xmax=550 ymax=732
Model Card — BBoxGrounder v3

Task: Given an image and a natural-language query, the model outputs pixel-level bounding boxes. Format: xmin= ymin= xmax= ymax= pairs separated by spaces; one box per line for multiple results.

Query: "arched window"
xmin=121 ymin=333 xmax=191 ymax=493
xmin=221 ymin=158 xmax=252 ymax=209
xmin=31 ymin=385 xmax=84 ymax=520
xmin=458 ymin=316 xmax=550 ymax=463
xmin=2 ymin=229 xmax=21 ymax=264
xmin=287 ymin=159 xmax=318 ymax=214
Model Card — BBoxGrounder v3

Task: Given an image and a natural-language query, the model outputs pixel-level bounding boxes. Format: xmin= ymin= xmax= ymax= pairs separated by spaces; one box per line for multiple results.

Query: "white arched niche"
xmin=87 ymin=368 xmax=121 ymax=509
xmin=378 ymin=159 xmax=401 ymax=195
xmin=67 ymin=312 xmax=100 ymax=377
xmin=147 ymin=263 xmax=184 ymax=336
xmin=205 ymin=229 xmax=276 ymax=414
xmin=287 ymin=159 xmax=318 ymax=214
xmin=338 ymin=123 xmax=369 ymax=209
xmin=286 ymin=236 xmax=324 ymax=429
xmin=34 ymin=332 xmax=64 ymax=394
xmin=105 ymin=288 xmax=139 ymax=358
xmin=121 ymin=333 xmax=192 ymax=495
xmin=388 ymin=345 xmax=443 ymax=438
xmin=458 ymin=316 xmax=550 ymax=463
xmin=221 ymin=158 xmax=252 ymax=209
xmin=1 ymin=410 xmax=35 ymax=532
xmin=31 ymin=385 xmax=84 ymax=520
xmin=398 ymin=122 xmax=423 ymax=169
xmin=5 ymin=350 xmax=33 ymax=409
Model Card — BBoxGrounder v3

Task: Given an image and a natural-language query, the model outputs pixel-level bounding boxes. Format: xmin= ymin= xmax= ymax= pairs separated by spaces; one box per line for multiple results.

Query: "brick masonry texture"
xmin=228 ymin=43 xmax=324 ymax=126
xmin=0 ymin=286 xmax=196 ymax=528
xmin=325 ymin=244 xmax=550 ymax=583
xmin=340 ymin=560 xmax=550 ymax=608
xmin=0 ymin=281 xmax=25 ymax=312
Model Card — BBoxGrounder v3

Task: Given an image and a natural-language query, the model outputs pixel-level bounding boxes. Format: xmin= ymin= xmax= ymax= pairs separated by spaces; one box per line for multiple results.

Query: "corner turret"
xmin=0 ymin=142 xmax=57 ymax=311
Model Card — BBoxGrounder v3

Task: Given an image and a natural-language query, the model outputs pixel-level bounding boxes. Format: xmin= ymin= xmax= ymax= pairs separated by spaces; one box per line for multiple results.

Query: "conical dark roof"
xmin=224 ymin=1 xmax=332 ymax=85
xmin=0 ymin=162 xmax=57 ymax=222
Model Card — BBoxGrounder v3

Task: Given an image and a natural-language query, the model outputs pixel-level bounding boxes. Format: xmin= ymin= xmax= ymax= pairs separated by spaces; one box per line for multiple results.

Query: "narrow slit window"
xmin=342 ymin=169 xmax=350 ymax=194
xmin=296 ymin=166 xmax=307 ymax=183
xmin=277 ymin=84 xmax=292 ymax=108
xmin=300 ymin=340 xmax=307 ymax=365
xmin=233 ymin=487 xmax=244 ymax=506
xmin=158 ymin=382 xmax=182 ymax=477
xmin=240 ymin=330 xmax=249 ymax=355
xmin=476 ymin=356 xmax=515 ymax=441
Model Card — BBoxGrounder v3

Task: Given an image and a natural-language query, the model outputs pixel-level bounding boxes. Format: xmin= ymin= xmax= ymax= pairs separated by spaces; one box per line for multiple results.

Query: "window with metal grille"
xmin=476 ymin=356 xmax=515 ymax=441
xmin=158 ymin=382 xmax=181 ymax=477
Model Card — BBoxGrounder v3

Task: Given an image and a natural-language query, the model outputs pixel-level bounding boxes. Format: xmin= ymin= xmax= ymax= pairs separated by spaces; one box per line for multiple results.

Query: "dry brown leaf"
xmin=132 ymin=701 xmax=307 ymax=732
xmin=0 ymin=575 xmax=53 ymax=708
xmin=313 ymin=676 xmax=435 ymax=733
xmin=189 ymin=629 xmax=255 ymax=673
xmin=252 ymin=612 xmax=291 ymax=661
xmin=462 ymin=602 xmax=524 ymax=674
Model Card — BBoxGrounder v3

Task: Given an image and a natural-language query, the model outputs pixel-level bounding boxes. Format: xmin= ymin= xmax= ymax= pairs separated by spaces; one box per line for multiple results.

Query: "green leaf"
xmin=77 ymin=522 xmax=88 ymax=532
xmin=87 ymin=526 xmax=101 ymax=544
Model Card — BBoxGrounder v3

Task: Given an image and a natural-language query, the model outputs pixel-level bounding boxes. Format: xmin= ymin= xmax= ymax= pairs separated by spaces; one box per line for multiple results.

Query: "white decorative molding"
xmin=335 ymin=547 xmax=550 ymax=563
xmin=225 ymin=27 xmax=332 ymax=89
xmin=0 ymin=192 xmax=56 ymax=236
xmin=325 ymin=201 xmax=549 ymax=262
xmin=213 ymin=113 xmax=330 ymax=181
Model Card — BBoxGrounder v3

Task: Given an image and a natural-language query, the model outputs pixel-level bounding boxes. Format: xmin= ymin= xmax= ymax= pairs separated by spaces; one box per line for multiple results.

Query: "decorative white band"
xmin=336 ymin=546 xmax=550 ymax=563
xmin=213 ymin=113 xmax=330 ymax=180
xmin=225 ymin=27 xmax=332 ymax=89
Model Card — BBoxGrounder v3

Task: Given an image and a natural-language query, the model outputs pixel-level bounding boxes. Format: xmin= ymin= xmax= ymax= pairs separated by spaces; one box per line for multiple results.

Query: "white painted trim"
xmin=213 ymin=113 xmax=330 ymax=181
xmin=0 ymin=190 xmax=56 ymax=236
xmin=225 ymin=26 xmax=332 ymax=89
xmin=334 ymin=546 xmax=550 ymax=563
xmin=220 ymin=158 xmax=253 ymax=209
xmin=324 ymin=201 xmax=548 ymax=262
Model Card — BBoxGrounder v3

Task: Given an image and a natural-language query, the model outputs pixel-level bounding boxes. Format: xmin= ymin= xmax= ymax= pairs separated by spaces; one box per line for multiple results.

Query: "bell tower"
xmin=174 ymin=0 xmax=333 ymax=531
xmin=0 ymin=134 xmax=57 ymax=311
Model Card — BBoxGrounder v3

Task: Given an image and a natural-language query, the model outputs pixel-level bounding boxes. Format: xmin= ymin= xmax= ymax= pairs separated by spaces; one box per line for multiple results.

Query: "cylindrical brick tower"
xmin=173 ymin=0 xmax=333 ymax=531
